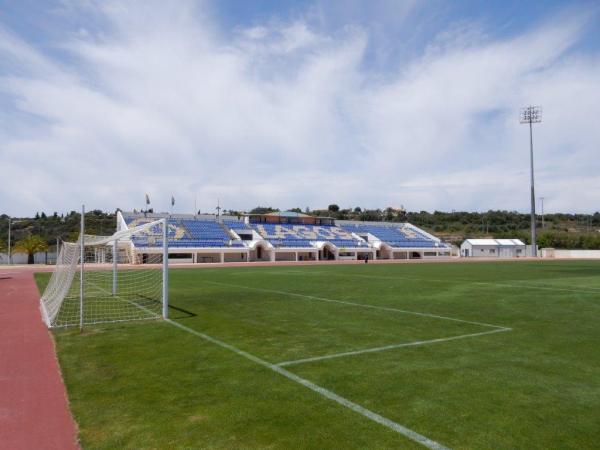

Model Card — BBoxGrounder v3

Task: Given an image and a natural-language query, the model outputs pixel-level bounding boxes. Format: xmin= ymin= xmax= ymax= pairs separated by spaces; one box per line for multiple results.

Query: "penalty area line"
xmin=204 ymin=280 xmax=509 ymax=330
xmin=165 ymin=318 xmax=450 ymax=450
xmin=276 ymin=328 xmax=511 ymax=367
xmin=266 ymin=271 xmax=600 ymax=296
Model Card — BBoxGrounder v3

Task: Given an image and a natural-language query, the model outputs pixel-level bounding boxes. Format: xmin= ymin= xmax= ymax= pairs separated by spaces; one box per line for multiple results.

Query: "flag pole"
xmin=145 ymin=193 xmax=151 ymax=215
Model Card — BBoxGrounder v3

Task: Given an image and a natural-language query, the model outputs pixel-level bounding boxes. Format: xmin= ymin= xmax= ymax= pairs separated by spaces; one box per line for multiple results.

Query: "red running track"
xmin=0 ymin=268 xmax=78 ymax=450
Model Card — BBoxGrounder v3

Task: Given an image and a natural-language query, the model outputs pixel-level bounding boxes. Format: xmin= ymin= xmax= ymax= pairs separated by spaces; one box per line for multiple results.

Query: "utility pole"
xmin=216 ymin=198 xmax=221 ymax=221
xmin=540 ymin=197 xmax=545 ymax=229
xmin=7 ymin=217 xmax=11 ymax=265
xmin=7 ymin=217 xmax=24 ymax=265
xmin=520 ymin=106 xmax=542 ymax=256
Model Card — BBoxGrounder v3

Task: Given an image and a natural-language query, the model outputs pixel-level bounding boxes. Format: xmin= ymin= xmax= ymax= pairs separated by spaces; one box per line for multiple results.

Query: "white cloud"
xmin=0 ymin=1 xmax=599 ymax=216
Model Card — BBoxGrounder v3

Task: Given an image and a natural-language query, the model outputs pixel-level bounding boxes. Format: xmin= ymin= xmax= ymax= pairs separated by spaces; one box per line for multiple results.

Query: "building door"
xmin=322 ymin=246 xmax=335 ymax=260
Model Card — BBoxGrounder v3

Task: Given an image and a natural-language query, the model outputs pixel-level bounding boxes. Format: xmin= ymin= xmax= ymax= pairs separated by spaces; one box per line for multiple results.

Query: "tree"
xmin=67 ymin=231 xmax=80 ymax=242
xmin=328 ymin=204 xmax=340 ymax=212
xmin=249 ymin=206 xmax=279 ymax=215
xmin=12 ymin=235 xmax=49 ymax=264
xmin=384 ymin=207 xmax=395 ymax=221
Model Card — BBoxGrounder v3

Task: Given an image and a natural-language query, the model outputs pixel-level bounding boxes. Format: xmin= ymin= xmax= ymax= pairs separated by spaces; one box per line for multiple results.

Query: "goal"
xmin=40 ymin=216 xmax=169 ymax=328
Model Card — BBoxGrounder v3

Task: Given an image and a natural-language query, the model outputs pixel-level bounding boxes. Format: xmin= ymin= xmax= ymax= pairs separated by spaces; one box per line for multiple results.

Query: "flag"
xmin=145 ymin=193 xmax=150 ymax=205
xmin=171 ymin=195 xmax=175 ymax=207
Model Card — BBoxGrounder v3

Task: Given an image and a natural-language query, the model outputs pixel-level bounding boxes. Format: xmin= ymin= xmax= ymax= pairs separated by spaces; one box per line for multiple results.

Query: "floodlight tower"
xmin=520 ymin=106 xmax=542 ymax=257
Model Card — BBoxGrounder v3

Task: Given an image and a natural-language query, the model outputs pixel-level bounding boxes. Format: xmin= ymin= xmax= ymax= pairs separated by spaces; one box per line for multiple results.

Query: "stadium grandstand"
xmin=118 ymin=210 xmax=452 ymax=264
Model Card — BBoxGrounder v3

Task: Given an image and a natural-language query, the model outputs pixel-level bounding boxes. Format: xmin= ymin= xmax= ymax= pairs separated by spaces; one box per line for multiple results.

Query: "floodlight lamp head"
xmin=519 ymin=105 xmax=542 ymax=124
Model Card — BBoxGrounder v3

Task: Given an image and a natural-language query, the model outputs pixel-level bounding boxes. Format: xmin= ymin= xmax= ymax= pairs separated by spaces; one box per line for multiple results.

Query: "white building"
xmin=460 ymin=238 xmax=526 ymax=258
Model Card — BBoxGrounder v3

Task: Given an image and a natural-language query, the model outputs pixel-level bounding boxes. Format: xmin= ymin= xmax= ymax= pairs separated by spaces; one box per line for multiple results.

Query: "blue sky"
xmin=1 ymin=0 xmax=599 ymax=216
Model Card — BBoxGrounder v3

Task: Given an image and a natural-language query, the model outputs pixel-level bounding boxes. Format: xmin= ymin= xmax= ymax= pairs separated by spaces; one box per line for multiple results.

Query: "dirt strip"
xmin=0 ymin=269 xmax=78 ymax=450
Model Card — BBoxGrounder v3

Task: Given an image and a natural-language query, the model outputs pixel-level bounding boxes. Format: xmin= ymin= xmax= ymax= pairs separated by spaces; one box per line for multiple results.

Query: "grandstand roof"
xmin=464 ymin=239 xmax=498 ymax=246
xmin=249 ymin=211 xmax=312 ymax=218
xmin=495 ymin=239 xmax=526 ymax=246
xmin=463 ymin=239 xmax=525 ymax=246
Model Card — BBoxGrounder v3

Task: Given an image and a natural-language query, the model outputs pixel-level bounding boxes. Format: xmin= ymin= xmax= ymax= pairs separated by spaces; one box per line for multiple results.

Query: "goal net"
xmin=40 ymin=218 xmax=168 ymax=328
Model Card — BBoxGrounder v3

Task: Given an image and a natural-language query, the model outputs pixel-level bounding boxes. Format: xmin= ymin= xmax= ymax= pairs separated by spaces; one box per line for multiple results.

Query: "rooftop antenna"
xmin=520 ymin=105 xmax=542 ymax=257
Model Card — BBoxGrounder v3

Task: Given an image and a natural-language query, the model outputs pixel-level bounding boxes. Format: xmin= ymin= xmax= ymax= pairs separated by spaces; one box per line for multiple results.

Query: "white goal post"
xmin=40 ymin=208 xmax=169 ymax=329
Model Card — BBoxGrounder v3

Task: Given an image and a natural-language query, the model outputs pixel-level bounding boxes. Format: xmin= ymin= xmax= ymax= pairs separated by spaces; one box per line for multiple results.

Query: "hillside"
xmin=1 ymin=208 xmax=599 ymax=250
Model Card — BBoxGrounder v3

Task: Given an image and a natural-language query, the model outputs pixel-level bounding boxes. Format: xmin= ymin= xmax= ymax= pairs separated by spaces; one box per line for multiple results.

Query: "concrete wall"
xmin=194 ymin=253 xmax=220 ymax=263
xmin=541 ymin=248 xmax=600 ymax=259
xmin=275 ymin=252 xmax=296 ymax=261
xmin=0 ymin=252 xmax=57 ymax=264
xmin=224 ymin=252 xmax=247 ymax=263
xmin=168 ymin=255 xmax=194 ymax=264
xmin=297 ymin=252 xmax=316 ymax=261
xmin=424 ymin=251 xmax=451 ymax=258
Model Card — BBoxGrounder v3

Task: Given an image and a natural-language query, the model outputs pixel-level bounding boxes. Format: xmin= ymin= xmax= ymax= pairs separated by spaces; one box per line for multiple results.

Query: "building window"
xmin=490 ymin=249 xmax=495 ymax=253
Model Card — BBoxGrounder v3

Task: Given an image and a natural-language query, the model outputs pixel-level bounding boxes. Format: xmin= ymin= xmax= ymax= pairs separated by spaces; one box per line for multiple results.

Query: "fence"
xmin=541 ymin=248 xmax=600 ymax=259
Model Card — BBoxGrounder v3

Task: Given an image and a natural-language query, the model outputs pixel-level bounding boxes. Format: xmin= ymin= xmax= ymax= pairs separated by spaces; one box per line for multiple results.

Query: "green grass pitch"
xmin=35 ymin=260 xmax=600 ymax=449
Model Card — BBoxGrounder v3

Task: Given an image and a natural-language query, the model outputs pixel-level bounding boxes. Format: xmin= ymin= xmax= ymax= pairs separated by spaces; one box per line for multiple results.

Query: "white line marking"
xmin=166 ymin=319 xmax=450 ymax=450
xmin=204 ymin=280 xmax=508 ymax=330
xmin=276 ymin=328 xmax=511 ymax=367
xmin=473 ymin=280 xmax=600 ymax=295
xmin=264 ymin=270 xmax=600 ymax=295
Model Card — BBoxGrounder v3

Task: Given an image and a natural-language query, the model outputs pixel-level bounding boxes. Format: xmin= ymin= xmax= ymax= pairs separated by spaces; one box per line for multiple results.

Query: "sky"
xmin=1 ymin=0 xmax=599 ymax=216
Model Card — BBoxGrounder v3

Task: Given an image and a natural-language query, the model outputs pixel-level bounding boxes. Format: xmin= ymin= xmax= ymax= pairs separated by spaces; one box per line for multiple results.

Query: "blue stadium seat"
xmin=340 ymin=224 xmax=447 ymax=248
xmin=222 ymin=219 xmax=251 ymax=231
xmin=250 ymin=223 xmax=367 ymax=248
xmin=126 ymin=217 xmax=243 ymax=248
